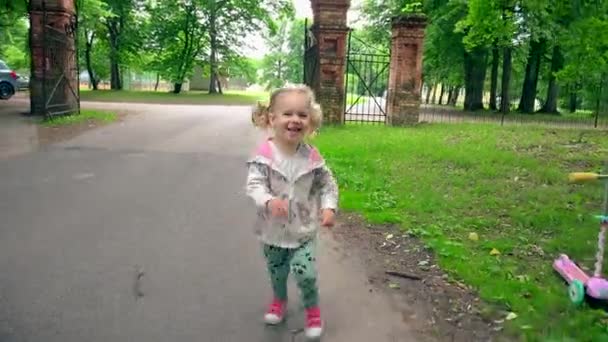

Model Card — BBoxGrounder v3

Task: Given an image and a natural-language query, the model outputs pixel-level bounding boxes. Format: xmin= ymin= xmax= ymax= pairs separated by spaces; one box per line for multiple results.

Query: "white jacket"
xmin=245 ymin=139 xmax=339 ymax=248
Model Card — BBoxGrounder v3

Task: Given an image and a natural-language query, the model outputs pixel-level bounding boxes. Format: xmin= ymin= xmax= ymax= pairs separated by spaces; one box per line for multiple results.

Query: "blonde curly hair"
xmin=252 ymin=84 xmax=323 ymax=134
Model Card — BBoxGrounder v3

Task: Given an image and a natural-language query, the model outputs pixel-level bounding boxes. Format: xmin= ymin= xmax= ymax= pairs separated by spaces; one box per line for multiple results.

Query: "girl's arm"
xmin=315 ymin=165 xmax=339 ymax=211
xmin=245 ymin=162 xmax=273 ymax=210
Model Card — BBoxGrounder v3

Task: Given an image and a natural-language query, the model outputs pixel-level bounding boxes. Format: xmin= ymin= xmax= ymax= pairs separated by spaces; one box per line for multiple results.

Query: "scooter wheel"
xmin=568 ymin=280 xmax=585 ymax=305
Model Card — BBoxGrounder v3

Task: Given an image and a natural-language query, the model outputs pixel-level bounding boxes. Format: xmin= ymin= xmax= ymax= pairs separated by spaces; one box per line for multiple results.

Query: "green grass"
xmin=79 ymin=89 xmax=268 ymax=105
xmin=40 ymin=109 xmax=117 ymax=126
xmin=314 ymin=124 xmax=608 ymax=341
xmin=346 ymin=93 xmax=371 ymax=106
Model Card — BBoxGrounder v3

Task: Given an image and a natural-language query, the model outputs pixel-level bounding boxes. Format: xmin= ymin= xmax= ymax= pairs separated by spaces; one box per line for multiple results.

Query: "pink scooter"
xmin=553 ymin=170 xmax=608 ymax=305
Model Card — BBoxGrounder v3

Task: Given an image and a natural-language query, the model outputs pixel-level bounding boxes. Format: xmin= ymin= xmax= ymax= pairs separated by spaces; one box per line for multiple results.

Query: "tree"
xmin=101 ymin=0 xmax=143 ymax=90
xmin=0 ymin=0 xmax=27 ymax=28
xmin=0 ymin=0 xmax=28 ymax=72
xmin=515 ymin=0 xmax=554 ymax=113
xmin=557 ymin=15 xmax=608 ymax=114
xmin=202 ymin=0 xmax=293 ymax=94
xmin=260 ymin=18 xmax=306 ymax=89
xmin=0 ymin=16 xmax=28 ymax=72
xmin=145 ymin=0 xmax=208 ymax=94
xmin=78 ymin=0 xmax=111 ymax=90
xmin=540 ymin=0 xmax=608 ymax=114
xmin=424 ymin=1 xmax=465 ymax=107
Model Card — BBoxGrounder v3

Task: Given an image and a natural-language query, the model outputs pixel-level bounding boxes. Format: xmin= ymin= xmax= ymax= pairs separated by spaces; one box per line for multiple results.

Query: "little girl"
xmin=246 ymin=85 xmax=338 ymax=339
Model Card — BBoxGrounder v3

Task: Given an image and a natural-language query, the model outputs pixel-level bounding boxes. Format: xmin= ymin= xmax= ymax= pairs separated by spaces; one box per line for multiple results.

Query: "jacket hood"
xmin=248 ymin=139 xmax=325 ymax=171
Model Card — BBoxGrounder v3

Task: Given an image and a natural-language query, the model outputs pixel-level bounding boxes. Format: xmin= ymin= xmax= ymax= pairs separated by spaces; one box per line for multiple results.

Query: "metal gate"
xmin=344 ymin=32 xmax=390 ymax=124
xmin=40 ymin=2 xmax=80 ymax=118
xmin=302 ymin=19 xmax=318 ymax=89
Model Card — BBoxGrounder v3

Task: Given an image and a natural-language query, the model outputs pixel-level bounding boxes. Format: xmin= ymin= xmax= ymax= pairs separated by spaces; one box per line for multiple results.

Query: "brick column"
xmin=310 ymin=0 xmax=350 ymax=125
xmin=387 ymin=15 xmax=427 ymax=126
xmin=29 ymin=0 xmax=78 ymax=116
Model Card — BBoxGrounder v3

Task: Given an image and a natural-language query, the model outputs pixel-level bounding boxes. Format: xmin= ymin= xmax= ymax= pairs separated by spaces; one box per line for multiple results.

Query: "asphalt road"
xmin=0 ymin=102 xmax=416 ymax=341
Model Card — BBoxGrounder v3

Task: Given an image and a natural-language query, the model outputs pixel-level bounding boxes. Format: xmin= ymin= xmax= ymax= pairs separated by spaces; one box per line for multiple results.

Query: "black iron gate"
xmin=344 ymin=32 xmax=390 ymax=124
xmin=302 ymin=19 xmax=318 ymax=89
xmin=41 ymin=3 xmax=80 ymax=118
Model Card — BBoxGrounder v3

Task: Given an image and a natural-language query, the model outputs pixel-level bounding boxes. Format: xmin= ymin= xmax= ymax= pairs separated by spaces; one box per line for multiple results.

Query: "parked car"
xmin=0 ymin=59 xmax=20 ymax=100
xmin=16 ymin=73 xmax=29 ymax=90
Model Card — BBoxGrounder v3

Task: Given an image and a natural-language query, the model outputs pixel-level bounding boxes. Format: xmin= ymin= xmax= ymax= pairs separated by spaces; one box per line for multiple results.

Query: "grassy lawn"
xmin=346 ymin=93 xmax=371 ymax=107
xmin=79 ymin=89 xmax=267 ymax=105
xmin=40 ymin=110 xmax=117 ymax=126
xmin=314 ymin=123 xmax=608 ymax=341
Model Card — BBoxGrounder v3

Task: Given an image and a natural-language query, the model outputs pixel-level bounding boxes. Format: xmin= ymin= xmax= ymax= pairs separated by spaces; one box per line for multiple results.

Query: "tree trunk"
xmin=110 ymin=59 xmax=121 ymax=90
xmin=447 ymin=86 xmax=454 ymax=105
xmin=154 ymin=73 xmax=160 ymax=91
xmin=106 ymin=18 xmax=122 ymax=90
xmin=173 ymin=83 xmax=182 ymax=94
xmin=431 ymin=83 xmax=438 ymax=104
xmin=107 ymin=20 xmax=122 ymax=90
xmin=569 ymin=87 xmax=577 ymax=113
xmin=451 ymin=86 xmax=461 ymax=106
xmin=500 ymin=47 xmax=512 ymax=114
xmin=208 ymin=11 xmax=221 ymax=94
xmin=84 ymin=31 xmax=98 ymax=91
xmin=438 ymin=83 xmax=445 ymax=105
xmin=489 ymin=46 xmax=499 ymax=110
xmin=425 ymin=84 xmax=432 ymax=104
xmin=464 ymin=47 xmax=488 ymax=111
xmin=518 ymin=39 xmax=545 ymax=113
xmin=539 ymin=45 xmax=563 ymax=114
xmin=174 ymin=7 xmax=194 ymax=94
xmin=217 ymin=76 xmax=223 ymax=94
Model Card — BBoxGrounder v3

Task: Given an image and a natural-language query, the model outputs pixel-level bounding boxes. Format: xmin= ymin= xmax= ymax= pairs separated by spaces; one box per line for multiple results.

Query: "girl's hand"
xmin=267 ymin=198 xmax=288 ymax=218
xmin=321 ymin=209 xmax=336 ymax=228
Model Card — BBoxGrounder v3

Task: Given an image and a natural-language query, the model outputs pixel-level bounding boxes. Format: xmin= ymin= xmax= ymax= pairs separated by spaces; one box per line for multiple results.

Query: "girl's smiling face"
xmin=270 ymin=91 xmax=312 ymax=146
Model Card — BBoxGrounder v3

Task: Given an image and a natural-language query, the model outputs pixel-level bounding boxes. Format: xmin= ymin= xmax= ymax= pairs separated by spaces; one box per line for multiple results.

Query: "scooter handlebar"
xmin=569 ymin=172 xmax=608 ymax=183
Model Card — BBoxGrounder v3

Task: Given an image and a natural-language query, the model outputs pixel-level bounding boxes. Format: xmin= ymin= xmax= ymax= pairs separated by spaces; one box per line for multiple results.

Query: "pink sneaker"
xmin=305 ymin=306 xmax=323 ymax=339
xmin=263 ymin=298 xmax=286 ymax=325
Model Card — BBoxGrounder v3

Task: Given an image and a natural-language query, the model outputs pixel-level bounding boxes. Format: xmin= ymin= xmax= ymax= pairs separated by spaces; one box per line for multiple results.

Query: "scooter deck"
xmin=553 ymin=254 xmax=590 ymax=284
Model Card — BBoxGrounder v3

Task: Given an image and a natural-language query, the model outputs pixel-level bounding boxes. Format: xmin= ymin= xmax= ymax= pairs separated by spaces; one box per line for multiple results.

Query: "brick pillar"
xmin=310 ymin=0 xmax=350 ymax=125
xmin=387 ymin=15 xmax=427 ymax=126
xmin=29 ymin=0 xmax=78 ymax=116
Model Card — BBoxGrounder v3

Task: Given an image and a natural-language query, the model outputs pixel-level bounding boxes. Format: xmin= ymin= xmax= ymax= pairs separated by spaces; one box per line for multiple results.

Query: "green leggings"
xmin=262 ymin=240 xmax=319 ymax=309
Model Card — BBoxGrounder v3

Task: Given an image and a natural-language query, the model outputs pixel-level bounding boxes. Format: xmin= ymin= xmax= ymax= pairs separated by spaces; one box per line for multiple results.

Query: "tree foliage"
xmin=357 ymin=0 xmax=608 ymax=115
xmin=260 ymin=18 xmax=305 ymax=89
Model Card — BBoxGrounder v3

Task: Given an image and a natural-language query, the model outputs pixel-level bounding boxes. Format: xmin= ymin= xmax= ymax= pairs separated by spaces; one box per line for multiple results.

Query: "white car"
xmin=0 ymin=59 xmax=20 ymax=100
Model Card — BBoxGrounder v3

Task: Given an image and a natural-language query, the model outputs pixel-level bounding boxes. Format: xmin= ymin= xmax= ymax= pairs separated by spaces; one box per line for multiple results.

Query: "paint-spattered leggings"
xmin=263 ymin=241 xmax=319 ymax=309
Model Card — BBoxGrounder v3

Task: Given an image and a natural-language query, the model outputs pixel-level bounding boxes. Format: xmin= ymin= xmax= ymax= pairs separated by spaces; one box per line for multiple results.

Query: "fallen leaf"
xmin=506 ymin=312 xmax=518 ymax=321
xmin=490 ymin=248 xmax=501 ymax=256
xmin=418 ymin=260 xmax=429 ymax=266
xmin=468 ymin=232 xmax=479 ymax=241
xmin=386 ymin=234 xmax=394 ymax=240
xmin=388 ymin=283 xmax=400 ymax=289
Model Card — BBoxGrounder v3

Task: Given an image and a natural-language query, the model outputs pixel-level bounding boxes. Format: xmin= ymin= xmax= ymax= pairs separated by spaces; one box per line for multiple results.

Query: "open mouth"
xmin=287 ymin=126 xmax=303 ymax=133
